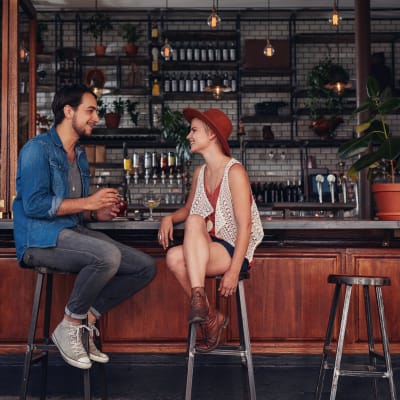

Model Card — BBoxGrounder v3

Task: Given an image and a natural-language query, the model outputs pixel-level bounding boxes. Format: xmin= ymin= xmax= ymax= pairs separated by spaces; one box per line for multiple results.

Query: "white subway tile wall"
xmin=36 ymin=11 xmax=400 ymax=198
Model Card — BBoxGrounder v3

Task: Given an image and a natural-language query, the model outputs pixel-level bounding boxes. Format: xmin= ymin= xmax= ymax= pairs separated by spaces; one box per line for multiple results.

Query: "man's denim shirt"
xmin=13 ymin=126 xmax=90 ymax=263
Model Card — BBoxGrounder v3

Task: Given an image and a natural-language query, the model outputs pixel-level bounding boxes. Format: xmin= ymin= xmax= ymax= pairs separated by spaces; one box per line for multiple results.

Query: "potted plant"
xmin=306 ymin=56 xmax=348 ymax=139
xmin=85 ymin=13 xmax=113 ymax=56
xmin=160 ymin=107 xmax=191 ymax=162
xmin=36 ymin=22 xmax=48 ymax=54
xmin=125 ymin=99 xmax=139 ymax=126
xmin=338 ymin=76 xmax=400 ymax=219
xmin=119 ymin=24 xmax=143 ymax=57
xmin=104 ymin=97 xmax=124 ymax=128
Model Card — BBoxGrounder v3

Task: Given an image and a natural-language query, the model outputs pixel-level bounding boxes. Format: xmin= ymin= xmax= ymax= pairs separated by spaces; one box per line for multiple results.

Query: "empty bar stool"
xmin=20 ymin=266 xmax=107 ymax=400
xmin=315 ymin=274 xmax=397 ymax=400
xmin=185 ymin=271 xmax=256 ymax=400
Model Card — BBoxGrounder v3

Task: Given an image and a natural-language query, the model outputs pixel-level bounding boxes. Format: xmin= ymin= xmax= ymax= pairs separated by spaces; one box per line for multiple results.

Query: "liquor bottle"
xmin=263 ymin=182 xmax=269 ymax=204
xmin=152 ymin=78 xmax=160 ymax=96
xmin=278 ymin=182 xmax=285 ymax=202
xmin=178 ymin=73 xmax=185 ymax=92
xmin=222 ymin=72 xmax=229 ymax=87
xmin=164 ymin=73 xmax=171 ymax=93
xmin=199 ymin=74 xmax=206 ymax=92
xmin=222 ymin=42 xmax=229 ymax=61
xmin=297 ymin=179 xmax=304 ymax=202
xmin=285 ymin=180 xmax=292 ymax=202
xmin=214 ymin=41 xmax=221 ymax=62
xmin=185 ymin=73 xmax=192 ymax=92
xmin=171 ymin=72 xmax=178 ymax=92
xmin=230 ymin=74 xmax=237 ymax=92
xmin=151 ymin=23 xmax=159 ymax=40
xmin=179 ymin=43 xmax=186 ymax=61
xmin=123 ymin=142 xmax=131 ymax=172
xmin=193 ymin=42 xmax=200 ymax=61
xmin=200 ymin=43 xmax=207 ymax=62
xmin=192 ymin=73 xmax=199 ymax=93
xmin=229 ymin=42 xmax=236 ymax=61
xmin=207 ymin=43 xmax=214 ymax=62
xmin=206 ymin=73 xmax=213 ymax=87
xmin=256 ymin=182 xmax=264 ymax=205
xmin=186 ymin=43 xmax=193 ymax=61
xmin=171 ymin=44 xmax=178 ymax=61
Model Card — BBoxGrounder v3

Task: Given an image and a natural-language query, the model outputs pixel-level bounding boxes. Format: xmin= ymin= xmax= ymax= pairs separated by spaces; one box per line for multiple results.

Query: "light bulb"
xmin=161 ymin=38 xmax=173 ymax=61
xmin=263 ymin=39 xmax=275 ymax=57
xmin=207 ymin=8 xmax=221 ymax=29
xmin=330 ymin=9 xmax=340 ymax=26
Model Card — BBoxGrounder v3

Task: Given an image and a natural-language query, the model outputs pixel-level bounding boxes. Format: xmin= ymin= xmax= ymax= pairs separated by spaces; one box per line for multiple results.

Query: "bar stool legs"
xmin=20 ymin=267 xmax=106 ymax=400
xmin=185 ymin=274 xmax=256 ymax=400
xmin=315 ymin=274 xmax=397 ymax=400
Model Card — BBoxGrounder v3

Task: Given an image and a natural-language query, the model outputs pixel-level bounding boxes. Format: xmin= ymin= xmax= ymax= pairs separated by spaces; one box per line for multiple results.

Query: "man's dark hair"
xmin=51 ymin=84 xmax=96 ymax=126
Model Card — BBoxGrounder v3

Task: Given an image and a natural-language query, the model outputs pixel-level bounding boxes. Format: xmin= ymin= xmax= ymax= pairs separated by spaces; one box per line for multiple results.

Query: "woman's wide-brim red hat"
xmin=183 ymin=108 xmax=232 ymax=156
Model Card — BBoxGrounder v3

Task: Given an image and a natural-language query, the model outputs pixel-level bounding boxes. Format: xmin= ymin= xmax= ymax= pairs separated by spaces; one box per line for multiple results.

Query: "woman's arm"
xmin=158 ymin=166 xmax=201 ymax=249
xmin=220 ymin=163 xmax=252 ymax=290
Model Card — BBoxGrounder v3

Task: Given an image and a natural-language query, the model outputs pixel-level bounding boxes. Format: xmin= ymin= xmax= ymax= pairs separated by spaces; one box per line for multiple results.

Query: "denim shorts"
xmin=211 ymin=236 xmax=249 ymax=272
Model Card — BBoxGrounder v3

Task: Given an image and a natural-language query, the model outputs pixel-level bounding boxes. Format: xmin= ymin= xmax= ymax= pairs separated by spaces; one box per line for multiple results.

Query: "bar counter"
xmin=1 ymin=218 xmax=400 ymax=355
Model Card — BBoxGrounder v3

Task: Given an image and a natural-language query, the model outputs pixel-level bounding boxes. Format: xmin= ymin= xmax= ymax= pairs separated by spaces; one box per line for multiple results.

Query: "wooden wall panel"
xmin=348 ymin=249 xmax=400 ymax=344
xmin=230 ymin=249 xmax=342 ymax=343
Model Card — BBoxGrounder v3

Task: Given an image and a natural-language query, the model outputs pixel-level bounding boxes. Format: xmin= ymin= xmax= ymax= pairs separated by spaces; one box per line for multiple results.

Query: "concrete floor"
xmin=1 ymin=353 xmax=399 ymax=399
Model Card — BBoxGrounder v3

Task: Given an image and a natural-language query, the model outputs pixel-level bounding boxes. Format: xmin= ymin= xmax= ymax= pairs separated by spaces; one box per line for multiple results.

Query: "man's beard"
xmin=72 ymin=117 xmax=92 ymax=138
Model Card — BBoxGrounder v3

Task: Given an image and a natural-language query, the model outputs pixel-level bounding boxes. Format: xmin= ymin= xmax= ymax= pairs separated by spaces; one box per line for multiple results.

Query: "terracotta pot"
xmin=95 ymin=45 xmax=106 ymax=56
xmin=310 ymin=116 xmax=344 ymax=139
xmin=104 ymin=113 xmax=121 ymax=129
xmin=372 ymin=183 xmax=400 ymax=220
xmin=124 ymin=44 xmax=138 ymax=57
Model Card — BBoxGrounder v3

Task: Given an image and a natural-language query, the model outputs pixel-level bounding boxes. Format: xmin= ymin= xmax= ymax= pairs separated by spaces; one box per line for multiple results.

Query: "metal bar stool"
xmin=315 ymin=274 xmax=397 ymax=400
xmin=185 ymin=271 xmax=256 ymax=400
xmin=20 ymin=266 xmax=107 ymax=400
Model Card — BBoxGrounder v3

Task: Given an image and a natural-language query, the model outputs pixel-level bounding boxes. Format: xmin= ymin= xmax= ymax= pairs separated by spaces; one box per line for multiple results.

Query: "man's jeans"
xmin=23 ymin=225 xmax=157 ymax=319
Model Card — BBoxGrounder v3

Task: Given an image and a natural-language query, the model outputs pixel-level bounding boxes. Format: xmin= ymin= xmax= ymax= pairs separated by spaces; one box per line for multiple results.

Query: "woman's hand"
xmin=218 ymin=269 xmax=239 ymax=298
xmin=158 ymin=215 xmax=174 ymax=250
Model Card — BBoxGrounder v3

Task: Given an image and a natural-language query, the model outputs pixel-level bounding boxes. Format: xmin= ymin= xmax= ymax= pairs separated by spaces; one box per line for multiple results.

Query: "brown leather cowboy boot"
xmin=196 ymin=309 xmax=229 ymax=353
xmin=188 ymin=287 xmax=209 ymax=324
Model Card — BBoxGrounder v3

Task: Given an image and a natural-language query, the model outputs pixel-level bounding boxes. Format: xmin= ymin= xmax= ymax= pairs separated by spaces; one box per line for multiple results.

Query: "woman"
xmin=158 ymin=108 xmax=263 ymax=352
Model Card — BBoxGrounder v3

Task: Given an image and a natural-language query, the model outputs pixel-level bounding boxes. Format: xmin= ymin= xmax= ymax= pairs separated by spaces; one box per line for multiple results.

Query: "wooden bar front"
xmin=1 ymin=220 xmax=400 ymax=355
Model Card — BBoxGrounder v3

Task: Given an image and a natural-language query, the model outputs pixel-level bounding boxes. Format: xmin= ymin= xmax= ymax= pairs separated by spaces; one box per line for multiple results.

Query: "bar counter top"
xmin=1 ymin=218 xmax=400 ymax=230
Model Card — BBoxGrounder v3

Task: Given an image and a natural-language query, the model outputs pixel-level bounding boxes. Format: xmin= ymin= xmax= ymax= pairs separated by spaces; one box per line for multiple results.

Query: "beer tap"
xmin=144 ymin=152 xmax=151 ymax=185
xmin=132 ymin=152 xmax=139 ymax=185
xmin=151 ymin=151 xmax=158 ymax=185
xmin=327 ymin=174 xmax=336 ymax=204
xmin=316 ymin=174 xmax=324 ymax=204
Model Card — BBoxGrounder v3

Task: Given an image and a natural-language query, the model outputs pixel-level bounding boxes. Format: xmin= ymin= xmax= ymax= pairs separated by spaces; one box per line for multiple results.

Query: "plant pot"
xmin=372 ymin=183 xmax=400 ymax=220
xmin=104 ymin=113 xmax=121 ymax=129
xmin=124 ymin=44 xmax=138 ymax=57
xmin=95 ymin=45 xmax=106 ymax=56
xmin=310 ymin=116 xmax=343 ymax=139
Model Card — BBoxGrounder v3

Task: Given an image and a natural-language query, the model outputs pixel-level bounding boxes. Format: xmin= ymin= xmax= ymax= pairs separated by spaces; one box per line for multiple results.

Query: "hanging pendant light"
xmin=263 ymin=0 xmax=274 ymax=57
xmin=161 ymin=0 xmax=174 ymax=60
xmin=324 ymin=17 xmax=351 ymax=96
xmin=203 ymin=75 xmax=231 ymax=100
xmin=329 ymin=1 xmax=341 ymax=26
xmin=207 ymin=0 xmax=221 ymax=29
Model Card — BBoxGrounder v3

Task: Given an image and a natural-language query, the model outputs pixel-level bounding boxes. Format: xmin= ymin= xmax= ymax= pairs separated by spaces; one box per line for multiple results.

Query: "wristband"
xmin=90 ymin=210 xmax=97 ymax=221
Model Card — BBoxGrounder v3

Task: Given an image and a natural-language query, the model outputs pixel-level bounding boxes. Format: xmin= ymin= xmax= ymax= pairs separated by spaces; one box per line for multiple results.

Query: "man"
xmin=13 ymin=84 xmax=157 ymax=369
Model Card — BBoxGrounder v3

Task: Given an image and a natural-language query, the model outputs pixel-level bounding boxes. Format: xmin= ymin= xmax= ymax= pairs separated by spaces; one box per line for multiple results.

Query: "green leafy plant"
xmin=110 ymin=97 xmax=125 ymax=115
xmin=338 ymin=76 xmax=400 ymax=183
xmin=160 ymin=108 xmax=191 ymax=161
xmin=85 ymin=13 xmax=113 ymax=45
xmin=125 ymin=99 xmax=139 ymax=126
xmin=306 ymin=56 xmax=348 ymax=137
xmin=119 ymin=24 xmax=143 ymax=45
xmin=97 ymin=98 xmax=107 ymax=118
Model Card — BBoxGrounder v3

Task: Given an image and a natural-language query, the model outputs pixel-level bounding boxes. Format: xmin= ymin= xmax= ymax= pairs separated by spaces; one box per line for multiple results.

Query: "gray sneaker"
xmin=88 ymin=324 xmax=109 ymax=363
xmin=52 ymin=319 xmax=92 ymax=369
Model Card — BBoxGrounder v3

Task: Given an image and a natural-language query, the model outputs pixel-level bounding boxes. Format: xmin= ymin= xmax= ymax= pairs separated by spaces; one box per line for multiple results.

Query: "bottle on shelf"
xmin=179 ymin=42 xmax=186 ymax=62
xmin=230 ymin=74 xmax=237 ymax=92
xmin=171 ymin=72 xmax=178 ymax=92
xmin=192 ymin=73 xmax=199 ymax=93
xmin=222 ymin=42 xmax=229 ymax=61
xmin=151 ymin=23 xmax=159 ymax=41
xmin=215 ymin=41 xmax=221 ymax=62
xmin=164 ymin=73 xmax=171 ymax=93
xmin=200 ymin=43 xmax=207 ymax=62
xmin=186 ymin=43 xmax=193 ymax=61
xmin=199 ymin=74 xmax=206 ymax=92
xmin=185 ymin=73 xmax=192 ymax=92
xmin=229 ymin=41 xmax=236 ymax=61
xmin=207 ymin=43 xmax=214 ymax=62
xmin=152 ymin=78 xmax=160 ymax=96
xmin=193 ymin=42 xmax=200 ymax=61
xmin=178 ymin=73 xmax=185 ymax=92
